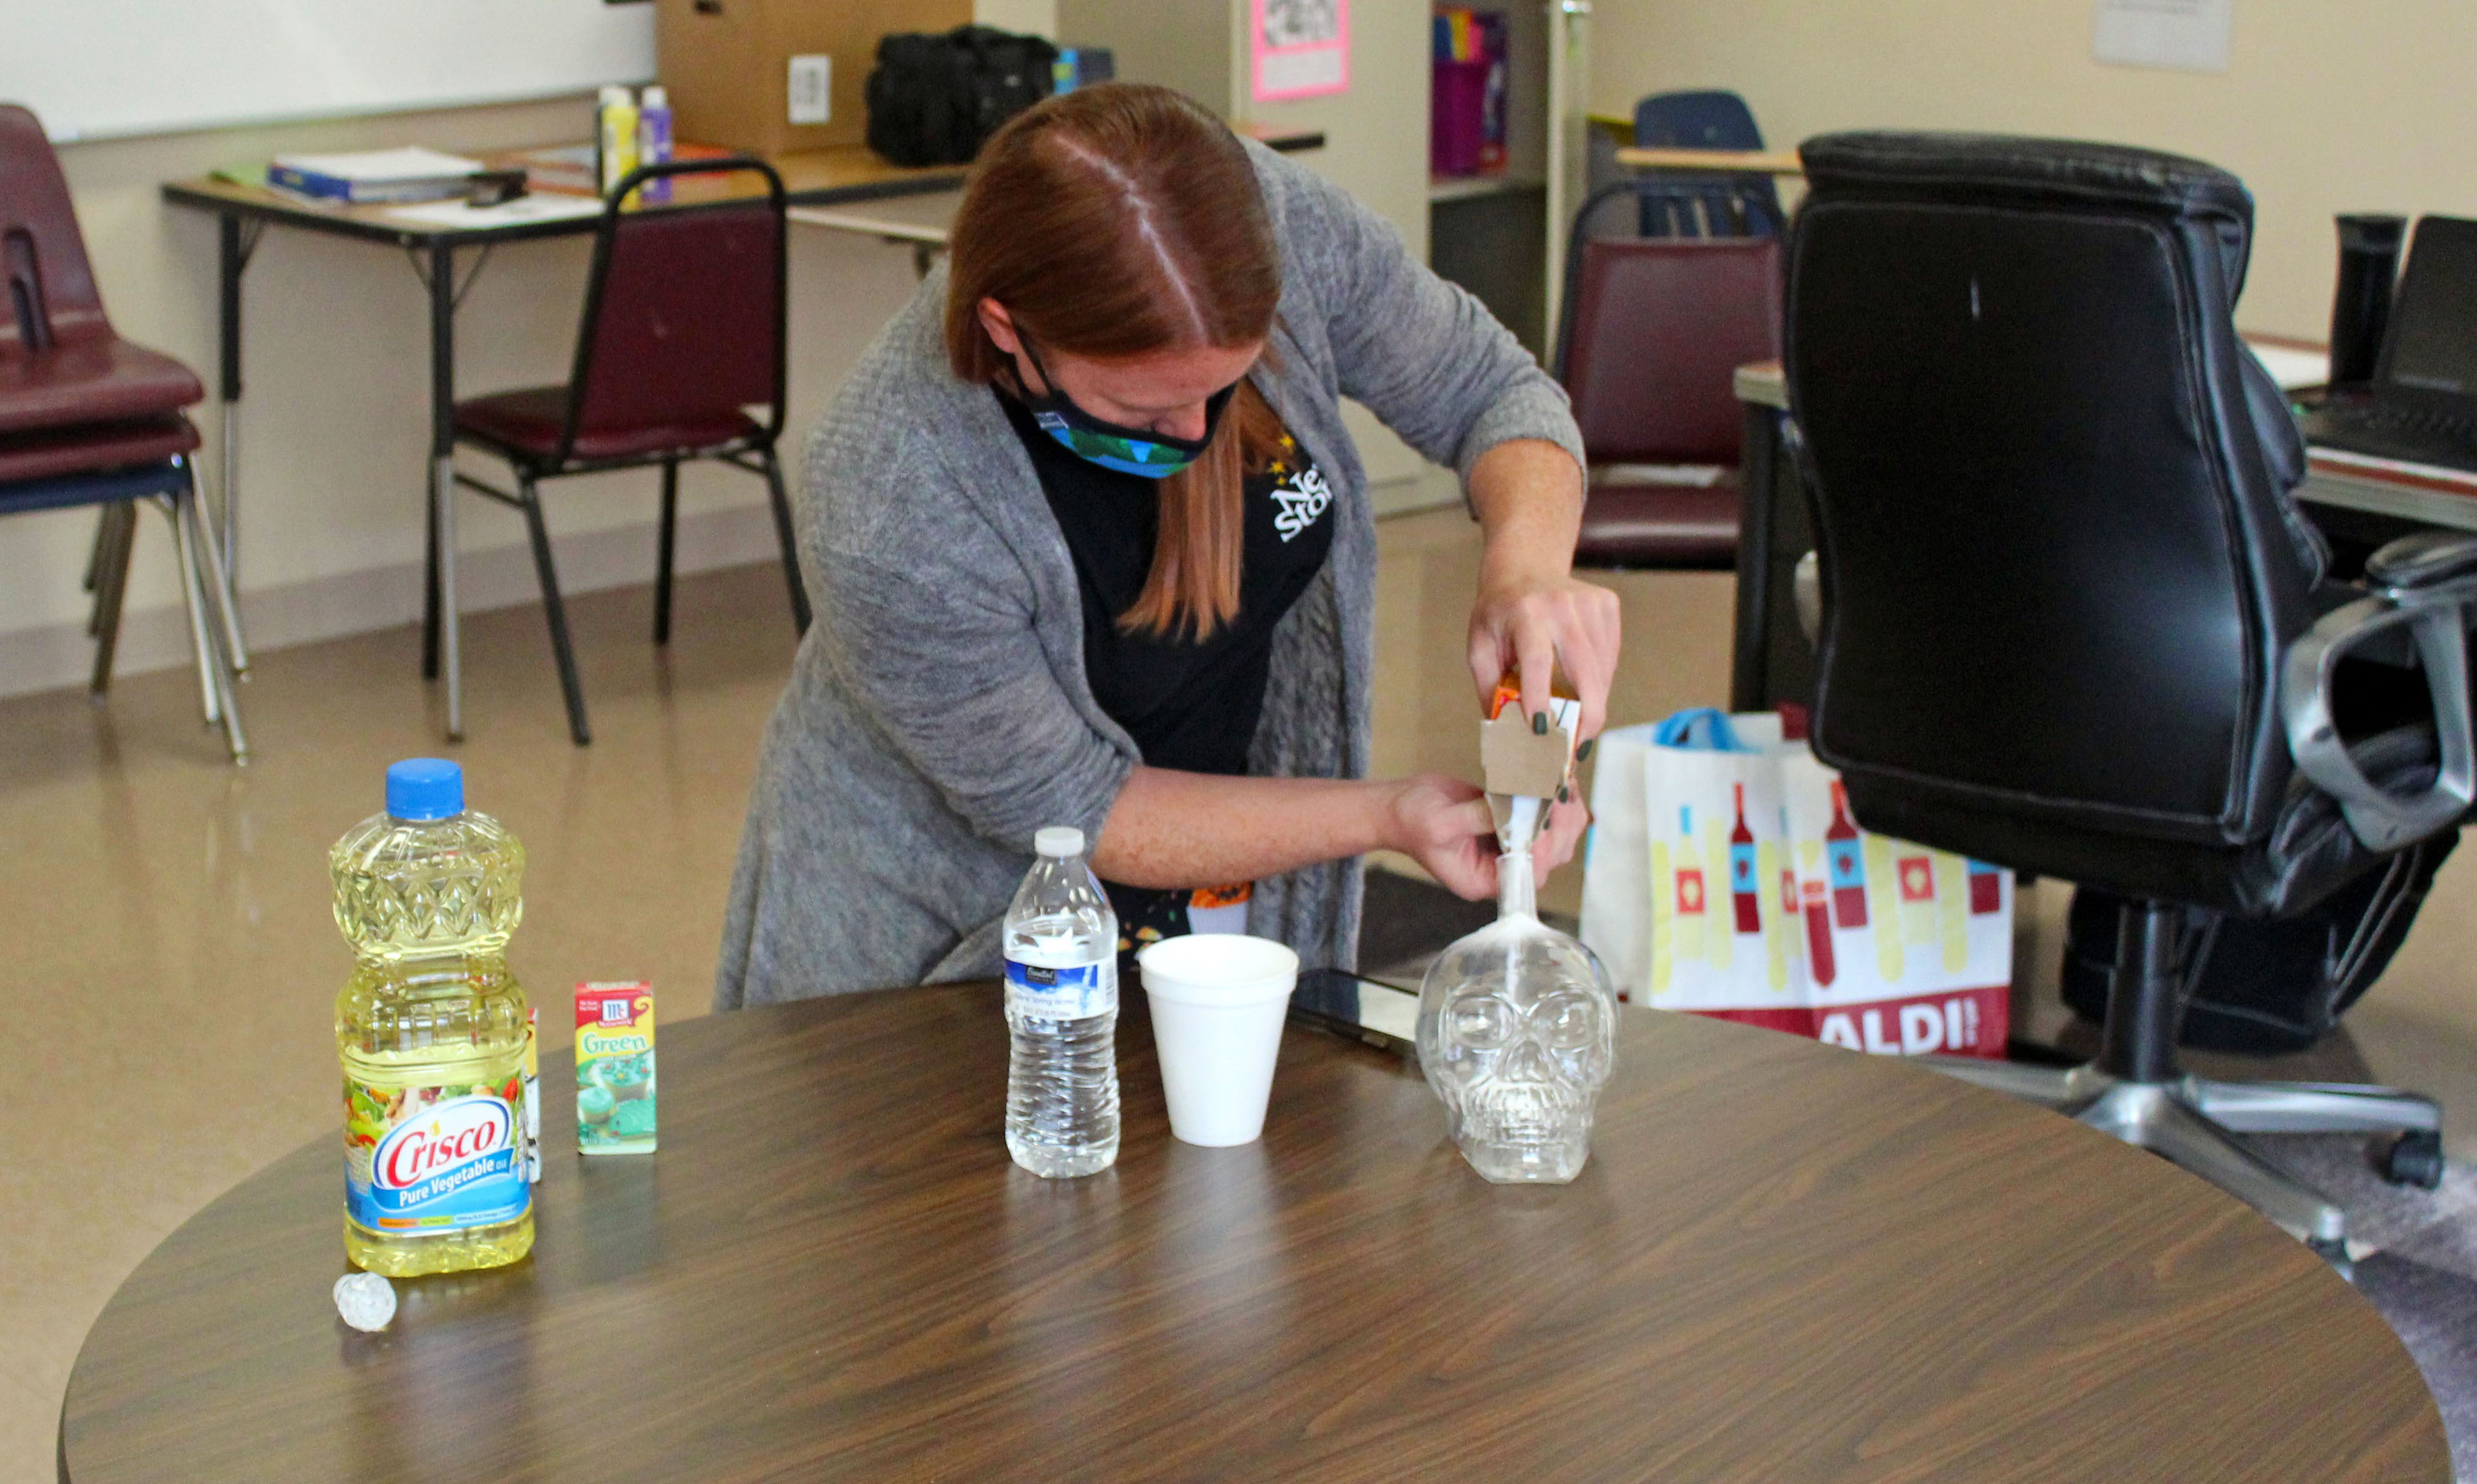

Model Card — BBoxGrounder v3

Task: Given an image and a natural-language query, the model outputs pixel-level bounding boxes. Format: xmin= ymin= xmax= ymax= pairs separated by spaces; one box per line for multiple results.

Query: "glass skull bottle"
xmin=1416 ymin=843 xmax=1619 ymax=1183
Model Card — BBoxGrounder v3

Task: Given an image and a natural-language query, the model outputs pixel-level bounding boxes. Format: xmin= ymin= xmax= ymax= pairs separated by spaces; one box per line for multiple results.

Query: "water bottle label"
xmin=344 ymin=1080 xmax=531 ymax=1234
xmin=1006 ymin=958 xmax=1116 ymax=1020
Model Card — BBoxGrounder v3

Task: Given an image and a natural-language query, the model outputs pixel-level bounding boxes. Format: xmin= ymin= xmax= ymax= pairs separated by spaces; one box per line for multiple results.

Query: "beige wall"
xmin=1592 ymin=0 xmax=2477 ymax=341
xmin=1056 ymin=0 xmax=1434 ymax=495
xmin=0 ymin=0 xmax=1483 ymax=695
xmin=8 ymin=96 xmax=906 ymax=696
xmin=1 ymin=4 xmax=1056 ymax=699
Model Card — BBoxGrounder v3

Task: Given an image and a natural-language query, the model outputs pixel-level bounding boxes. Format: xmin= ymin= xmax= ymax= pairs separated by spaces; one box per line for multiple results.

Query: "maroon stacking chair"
xmin=1 ymin=103 xmax=248 ymax=758
xmin=448 ymin=157 xmax=806 ymax=746
xmin=1554 ymin=182 xmax=1783 ymax=571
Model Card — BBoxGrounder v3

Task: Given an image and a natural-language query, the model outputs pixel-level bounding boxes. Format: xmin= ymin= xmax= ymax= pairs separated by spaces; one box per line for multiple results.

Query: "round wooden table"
xmin=61 ymin=985 xmax=2446 ymax=1482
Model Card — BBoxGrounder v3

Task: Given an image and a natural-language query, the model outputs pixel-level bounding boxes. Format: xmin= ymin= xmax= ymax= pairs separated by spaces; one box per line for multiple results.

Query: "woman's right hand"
xmin=1382 ymin=773 xmax=1500 ymax=900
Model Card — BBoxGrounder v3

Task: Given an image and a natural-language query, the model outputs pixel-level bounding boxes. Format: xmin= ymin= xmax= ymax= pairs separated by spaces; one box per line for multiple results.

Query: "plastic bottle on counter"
xmin=334 ymin=759 xmax=533 ymax=1275
xmin=596 ymin=85 xmax=638 ymax=199
xmin=1002 ymin=827 xmax=1121 ymax=1178
xmin=636 ymin=85 xmax=673 ymax=202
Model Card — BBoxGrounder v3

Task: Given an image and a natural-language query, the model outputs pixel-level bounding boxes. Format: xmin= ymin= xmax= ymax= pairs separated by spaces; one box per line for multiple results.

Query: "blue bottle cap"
xmin=385 ymin=758 xmax=464 ymax=821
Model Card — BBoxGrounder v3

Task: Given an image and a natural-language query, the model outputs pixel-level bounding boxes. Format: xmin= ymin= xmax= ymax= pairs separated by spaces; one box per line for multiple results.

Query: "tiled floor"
xmin=6 ymin=506 xmax=2475 ymax=1481
xmin=1 ymin=560 xmax=798 ymax=1482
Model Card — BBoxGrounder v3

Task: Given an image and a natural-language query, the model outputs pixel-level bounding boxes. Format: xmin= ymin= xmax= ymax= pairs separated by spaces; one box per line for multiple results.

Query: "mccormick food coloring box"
xmin=576 ymin=982 xmax=656 ymax=1155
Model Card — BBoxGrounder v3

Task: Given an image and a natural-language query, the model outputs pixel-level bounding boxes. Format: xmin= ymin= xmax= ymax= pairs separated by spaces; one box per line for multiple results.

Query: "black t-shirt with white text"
xmin=998 ymin=387 xmax=1336 ymax=963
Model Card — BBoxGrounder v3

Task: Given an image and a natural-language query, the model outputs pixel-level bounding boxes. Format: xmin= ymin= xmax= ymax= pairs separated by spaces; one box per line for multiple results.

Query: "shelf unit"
xmin=1425 ymin=1 xmax=1592 ymax=363
xmin=1428 ymin=172 xmax=1548 ymax=204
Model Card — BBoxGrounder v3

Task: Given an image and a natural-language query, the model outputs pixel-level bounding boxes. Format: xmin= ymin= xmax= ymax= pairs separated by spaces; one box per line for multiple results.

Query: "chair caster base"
xmin=2383 ymin=1129 xmax=2446 ymax=1190
xmin=1914 ymin=1055 xmax=2442 ymax=1252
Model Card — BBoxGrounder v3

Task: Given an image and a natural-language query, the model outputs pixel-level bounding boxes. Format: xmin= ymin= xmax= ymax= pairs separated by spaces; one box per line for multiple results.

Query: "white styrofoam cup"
xmin=1137 ymin=934 xmax=1300 ymax=1147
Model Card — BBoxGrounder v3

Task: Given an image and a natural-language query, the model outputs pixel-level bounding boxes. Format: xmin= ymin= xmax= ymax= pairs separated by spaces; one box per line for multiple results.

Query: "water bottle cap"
xmin=385 ymin=758 xmax=464 ymax=821
xmin=1034 ymin=826 xmax=1083 ymax=858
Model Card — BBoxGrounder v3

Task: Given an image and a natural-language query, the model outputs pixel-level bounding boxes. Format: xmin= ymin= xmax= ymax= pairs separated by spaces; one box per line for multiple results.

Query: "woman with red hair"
xmin=718 ymin=84 xmax=1616 ymax=1004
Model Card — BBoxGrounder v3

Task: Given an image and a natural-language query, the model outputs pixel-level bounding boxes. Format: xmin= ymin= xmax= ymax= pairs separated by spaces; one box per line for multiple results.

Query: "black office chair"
xmin=1784 ymin=131 xmax=2466 ymax=1260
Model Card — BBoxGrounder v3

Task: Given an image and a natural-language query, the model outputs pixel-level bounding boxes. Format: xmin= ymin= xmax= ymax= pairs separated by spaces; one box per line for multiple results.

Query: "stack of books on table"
xmin=265 ymin=147 xmax=483 ymax=204
xmin=494 ymin=141 xmax=742 ymax=197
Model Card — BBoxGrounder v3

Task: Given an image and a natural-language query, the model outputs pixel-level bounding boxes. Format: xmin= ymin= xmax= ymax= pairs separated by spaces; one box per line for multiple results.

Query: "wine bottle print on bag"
xmin=1729 ymin=784 xmax=1763 ymax=936
xmin=1825 ymin=781 xmax=1868 ymax=929
xmin=1934 ymin=851 xmax=1968 ymax=973
xmin=1672 ymin=807 xmax=1707 ymax=967
xmin=1704 ymin=809 xmax=1734 ymax=970
xmin=1865 ymin=833 xmax=1903 ymax=982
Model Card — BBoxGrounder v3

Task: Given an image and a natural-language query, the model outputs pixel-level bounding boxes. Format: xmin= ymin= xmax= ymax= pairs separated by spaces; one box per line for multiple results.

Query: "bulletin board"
xmin=1251 ymin=0 xmax=1351 ymax=102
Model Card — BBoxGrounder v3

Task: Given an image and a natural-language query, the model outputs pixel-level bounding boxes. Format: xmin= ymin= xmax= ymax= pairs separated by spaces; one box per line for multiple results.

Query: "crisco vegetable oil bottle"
xmin=334 ymin=759 xmax=533 ymax=1275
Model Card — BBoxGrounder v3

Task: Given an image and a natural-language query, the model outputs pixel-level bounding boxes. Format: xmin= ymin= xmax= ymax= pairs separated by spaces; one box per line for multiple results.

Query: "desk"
xmin=787 ymin=194 xmax=960 ymax=280
xmin=787 ymin=118 xmax=1334 ymax=270
xmin=1720 ymin=349 xmax=2449 ymax=711
xmin=163 ymin=145 xmax=967 ymax=739
xmin=159 ymin=125 xmax=1324 ymax=741
xmin=1614 ymin=145 xmax=1804 ymax=176
xmin=61 ymin=983 xmax=2442 ymax=1481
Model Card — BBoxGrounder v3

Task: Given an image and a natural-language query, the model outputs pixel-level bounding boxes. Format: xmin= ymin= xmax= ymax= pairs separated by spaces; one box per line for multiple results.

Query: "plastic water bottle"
xmin=1004 ymin=827 xmax=1121 ymax=1177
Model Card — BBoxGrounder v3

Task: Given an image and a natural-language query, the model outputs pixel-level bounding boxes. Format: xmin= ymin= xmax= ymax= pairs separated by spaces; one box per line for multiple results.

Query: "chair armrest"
xmin=2367 ymin=529 xmax=2477 ymax=590
xmin=1792 ymin=548 xmax=1822 ymax=644
xmin=2280 ymin=550 xmax=2477 ymax=851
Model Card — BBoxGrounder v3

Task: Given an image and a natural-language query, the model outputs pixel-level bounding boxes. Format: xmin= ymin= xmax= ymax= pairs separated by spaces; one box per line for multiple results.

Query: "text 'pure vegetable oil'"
xmin=335 ymin=759 xmax=534 ymax=1276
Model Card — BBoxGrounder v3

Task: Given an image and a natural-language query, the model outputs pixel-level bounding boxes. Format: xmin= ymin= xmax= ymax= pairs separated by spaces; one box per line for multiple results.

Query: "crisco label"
xmin=343 ymin=1078 xmax=529 ymax=1233
xmin=1005 ymin=958 xmax=1116 ymax=1021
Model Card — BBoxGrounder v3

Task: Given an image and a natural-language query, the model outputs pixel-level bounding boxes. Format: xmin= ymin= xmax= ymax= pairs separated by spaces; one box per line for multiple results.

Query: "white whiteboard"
xmin=3 ymin=0 xmax=655 ymax=143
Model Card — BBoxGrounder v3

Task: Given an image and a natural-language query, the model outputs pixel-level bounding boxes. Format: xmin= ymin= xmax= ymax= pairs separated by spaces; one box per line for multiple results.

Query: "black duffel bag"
xmin=865 ymin=25 xmax=1058 ymax=167
xmin=2061 ymin=831 xmax=2457 ymax=1054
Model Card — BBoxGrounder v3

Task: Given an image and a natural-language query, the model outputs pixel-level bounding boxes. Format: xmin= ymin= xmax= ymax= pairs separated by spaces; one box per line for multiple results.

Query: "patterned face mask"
xmin=1015 ymin=335 xmax=1238 ymax=479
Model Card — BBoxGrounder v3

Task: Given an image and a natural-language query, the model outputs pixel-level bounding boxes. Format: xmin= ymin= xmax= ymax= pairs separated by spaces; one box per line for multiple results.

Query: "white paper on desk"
xmin=2093 ymin=0 xmax=2232 ymax=73
xmin=386 ymin=196 xmax=606 ymax=229
xmin=2246 ymin=342 xmax=2330 ymax=392
xmin=272 ymin=146 xmax=485 ymax=182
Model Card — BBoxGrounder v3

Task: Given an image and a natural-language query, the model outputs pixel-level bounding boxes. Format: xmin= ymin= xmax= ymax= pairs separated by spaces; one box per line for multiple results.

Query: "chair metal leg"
xmin=165 ymin=492 xmax=221 ymax=728
xmin=88 ymin=503 xmax=138 ymax=694
xmin=421 ymin=466 xmax=441 ymax=681
xmin=82 ymin=506 xmax=107 ymax=600
xmin=436 ymin=454 xmax=462 ymax=740
xmin=2187 ymin=1078 xmax=2442 ymax=1136
xmin=82 ymin=506 xmax=121 ymax=633
xmin=160 ymin=490 xmax=247 ymax=760
xmin=1915 ymin=1055 xmax=2104 ymax=1112
xmin=518 ymin=478 xmax=590 ymax=746
xmin=2080 ymin=1084 xmax=2349 ymax=1248
xmin=182 ymin=460 xmax=250 ymax=676
xmin=653 ymin=458 xmax=678 ymax=646
xmin=760 ymin=448 xmax=811 ymax=634
xmin=179 ymin=491 xmax=249 ymax=763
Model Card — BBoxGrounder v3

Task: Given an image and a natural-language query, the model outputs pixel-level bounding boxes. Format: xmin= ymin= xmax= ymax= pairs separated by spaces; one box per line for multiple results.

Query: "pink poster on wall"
xmin=1251 ymin=0 xmax=1350 ymax=102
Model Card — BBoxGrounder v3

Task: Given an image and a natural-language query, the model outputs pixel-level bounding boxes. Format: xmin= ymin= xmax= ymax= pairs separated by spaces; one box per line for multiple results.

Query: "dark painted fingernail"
xmin=1532 ymin=711 xmax=1549 ymax=734
xmin=1575 ymin=738 xmax=1595 ymax=762
xmin=1557 ymin=784 xmax=1570 ymax=803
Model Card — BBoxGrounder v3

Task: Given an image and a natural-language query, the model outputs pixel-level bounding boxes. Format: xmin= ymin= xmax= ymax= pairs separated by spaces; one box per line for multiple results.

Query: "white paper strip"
xmin=2093 ymin=0 xmax=2232 ymax=74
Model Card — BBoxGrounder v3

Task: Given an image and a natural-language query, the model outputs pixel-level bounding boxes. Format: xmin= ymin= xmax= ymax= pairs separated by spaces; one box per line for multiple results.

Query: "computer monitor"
xmin=2378 ymin=214 xmax=2477 ymax=397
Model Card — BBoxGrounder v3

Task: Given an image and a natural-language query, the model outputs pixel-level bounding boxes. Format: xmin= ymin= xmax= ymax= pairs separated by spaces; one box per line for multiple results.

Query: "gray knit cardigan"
xmin=713 ymin=140 xmax=1585 ymax=1009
